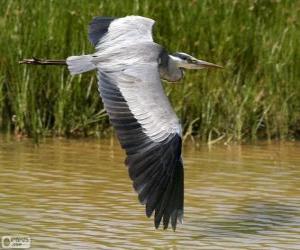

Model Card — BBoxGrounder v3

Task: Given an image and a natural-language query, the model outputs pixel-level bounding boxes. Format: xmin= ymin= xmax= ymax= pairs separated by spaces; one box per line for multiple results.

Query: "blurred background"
xmin=0 ymin=0 xmax=299 ymax=142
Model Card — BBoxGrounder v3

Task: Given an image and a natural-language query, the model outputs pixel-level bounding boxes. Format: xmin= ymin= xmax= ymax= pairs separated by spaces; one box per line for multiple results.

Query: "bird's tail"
xmin=66 ymin=55 xmax=96 ymax=75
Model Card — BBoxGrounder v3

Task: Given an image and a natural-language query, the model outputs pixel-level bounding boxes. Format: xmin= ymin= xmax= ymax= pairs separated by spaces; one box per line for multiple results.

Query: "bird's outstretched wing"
xmin=99 ymin=66 xmax=184 ymax=230
xmin=89 ymin=15 xmax=154 ymax=48
xmin=90 ymin=16 xmax=184 ymax=230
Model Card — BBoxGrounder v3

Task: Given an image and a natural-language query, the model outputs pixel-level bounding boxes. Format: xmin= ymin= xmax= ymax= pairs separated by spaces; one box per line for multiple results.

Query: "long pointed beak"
xmin=196 ymin=59 xmax=223 ymax=69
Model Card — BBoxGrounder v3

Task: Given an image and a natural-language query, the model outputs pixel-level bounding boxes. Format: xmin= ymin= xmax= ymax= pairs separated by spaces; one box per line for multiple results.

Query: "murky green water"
xmin=0 ymin=135 xmax=299 ymax=249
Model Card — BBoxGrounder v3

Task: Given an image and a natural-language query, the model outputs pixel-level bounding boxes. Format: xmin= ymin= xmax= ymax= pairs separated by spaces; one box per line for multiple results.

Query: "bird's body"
xmin=69 ymin=16 xmax=185 ymax=230
xmin=20 ymin=15 xmax=222 ymax=230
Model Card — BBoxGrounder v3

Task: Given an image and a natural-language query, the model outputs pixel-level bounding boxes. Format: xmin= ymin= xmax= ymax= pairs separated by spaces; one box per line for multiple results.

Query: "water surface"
xmin=0 ymin=136 xmax=299 ymax=249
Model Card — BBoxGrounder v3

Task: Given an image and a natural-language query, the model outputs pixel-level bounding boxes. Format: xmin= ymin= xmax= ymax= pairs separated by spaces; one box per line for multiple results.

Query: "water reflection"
xmin=0 ymin=136 xmax=299 ymax=249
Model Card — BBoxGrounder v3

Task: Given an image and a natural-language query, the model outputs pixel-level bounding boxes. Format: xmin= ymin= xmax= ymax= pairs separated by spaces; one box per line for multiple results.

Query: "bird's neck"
xmin=159 ymin=55 xmax=183 ymax=82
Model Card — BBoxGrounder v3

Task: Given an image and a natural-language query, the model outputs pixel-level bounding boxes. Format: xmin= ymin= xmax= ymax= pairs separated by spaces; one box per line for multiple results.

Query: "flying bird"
xmin=20 ymin=15 xmax=222 ymax=230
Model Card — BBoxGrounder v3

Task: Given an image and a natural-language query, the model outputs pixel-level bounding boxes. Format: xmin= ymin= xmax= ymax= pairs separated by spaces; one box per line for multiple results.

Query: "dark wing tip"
xmin=88 ymin=16 xmax=116 ymax=46
xmin=127 ymin=134 xmax=184 ymax=231
xmin=155 ymin=157 xmax=184 ymax=231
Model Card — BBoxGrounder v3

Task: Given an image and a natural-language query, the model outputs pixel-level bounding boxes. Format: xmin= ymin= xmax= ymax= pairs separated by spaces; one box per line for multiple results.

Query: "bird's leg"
xmin=19 ymin=57 xmax=67 ymax=65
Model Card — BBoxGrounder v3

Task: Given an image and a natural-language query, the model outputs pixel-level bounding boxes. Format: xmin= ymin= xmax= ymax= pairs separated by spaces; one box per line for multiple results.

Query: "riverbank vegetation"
xmin=0 ymin=0 xmax=299 ymax=142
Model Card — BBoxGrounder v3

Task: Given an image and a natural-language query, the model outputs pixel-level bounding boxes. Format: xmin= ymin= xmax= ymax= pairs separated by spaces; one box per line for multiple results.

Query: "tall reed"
xmin=0 ymin=0 xmax=299 ymax=142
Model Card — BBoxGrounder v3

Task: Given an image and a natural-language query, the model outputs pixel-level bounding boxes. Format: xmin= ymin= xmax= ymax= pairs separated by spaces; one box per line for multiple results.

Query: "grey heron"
xmin=20 ymin=15 xmax=222 ymax=230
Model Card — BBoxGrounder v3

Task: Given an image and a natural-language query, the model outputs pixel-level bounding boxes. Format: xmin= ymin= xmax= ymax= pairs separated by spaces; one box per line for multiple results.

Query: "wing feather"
xmin=88 ymin=17 xmax=116 ymax=46
xmin=98 ymin=70 xmax=184 ymax=230
xmin=92 ymin=16 xmax=184 ymax=230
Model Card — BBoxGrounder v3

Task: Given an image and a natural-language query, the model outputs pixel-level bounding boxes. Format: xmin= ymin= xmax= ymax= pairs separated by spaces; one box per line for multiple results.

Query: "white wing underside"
xmin=93 ymin=16 xmax=181 ymax=142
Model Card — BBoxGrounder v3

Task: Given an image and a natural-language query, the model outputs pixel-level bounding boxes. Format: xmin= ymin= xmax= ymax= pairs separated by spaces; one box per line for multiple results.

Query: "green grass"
xmin=0 ymin=0 xmax=299 ymax=142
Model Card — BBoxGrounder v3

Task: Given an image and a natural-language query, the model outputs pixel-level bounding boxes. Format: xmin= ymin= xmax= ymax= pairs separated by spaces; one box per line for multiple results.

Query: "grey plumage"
xmin=66 ymin=15 xmax=222 ymax=230
xmin=99 ymin=70 xmax=184 ymax=229
xmin=88 ymin=17 xmax=115 ymax=46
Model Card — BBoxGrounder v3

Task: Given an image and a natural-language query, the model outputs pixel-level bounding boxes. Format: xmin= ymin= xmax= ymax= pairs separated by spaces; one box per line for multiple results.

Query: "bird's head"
xmin=170 ymin=52 xmax=223 ymax=70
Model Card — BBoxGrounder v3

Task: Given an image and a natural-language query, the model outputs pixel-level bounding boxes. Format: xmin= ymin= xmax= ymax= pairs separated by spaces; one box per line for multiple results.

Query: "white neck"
xmin=159 ymin=55 xmax=183 ymax=82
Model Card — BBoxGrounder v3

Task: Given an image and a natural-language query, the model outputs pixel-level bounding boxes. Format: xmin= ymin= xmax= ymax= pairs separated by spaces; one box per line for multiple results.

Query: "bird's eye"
xmin=187 ymin=58 xmax=197 ymax=63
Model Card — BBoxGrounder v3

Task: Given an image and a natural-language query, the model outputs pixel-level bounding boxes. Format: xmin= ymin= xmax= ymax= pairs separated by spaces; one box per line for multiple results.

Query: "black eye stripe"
xmin=173 ymin=52 xmax=197 ymax=62
xmin=173 ymin=53 xmax=189 ymax=60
